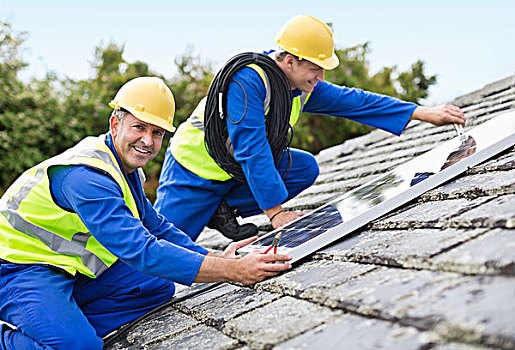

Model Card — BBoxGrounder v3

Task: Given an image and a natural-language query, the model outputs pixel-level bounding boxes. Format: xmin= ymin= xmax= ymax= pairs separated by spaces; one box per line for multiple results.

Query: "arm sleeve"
xmin=50 ymin=166 xmax=207 ymax=285
xmin=225 ymin=67 xmax=288 ymax=210
xmin=141 ymin=196 xmax=208 ymax=255
xmin=304 ymin=81 xmax=418 ymax=136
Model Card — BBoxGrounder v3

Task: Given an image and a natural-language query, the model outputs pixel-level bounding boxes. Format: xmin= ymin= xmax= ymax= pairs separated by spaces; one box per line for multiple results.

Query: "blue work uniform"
xmin=0 ymin=134 xmax=208 ymax=350
xmin=155 ymin=67 xmax=417 ymax=240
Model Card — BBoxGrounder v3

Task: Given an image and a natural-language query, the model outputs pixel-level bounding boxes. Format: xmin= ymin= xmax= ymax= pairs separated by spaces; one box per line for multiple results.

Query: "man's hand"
xmin=270 ymin=211 xmax=305 ymax=229
xmin=411 ymin=104 xmax=466 ymax=126
xmin=264 ymin=205 xmax=305 ymax=229
xmin=221 ymin=236 xmax=258 ymax=259
xmin=194 ymin=251 xmax=292 ymax=285
xmin=229 ymin=251 xmax=292 ymax=285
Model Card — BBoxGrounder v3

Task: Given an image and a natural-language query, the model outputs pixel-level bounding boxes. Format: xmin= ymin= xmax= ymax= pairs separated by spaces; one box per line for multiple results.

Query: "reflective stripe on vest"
xmin=0 ymin=134 xmax=141 ymax=278
xmin=170 ymin=64 xmax=311 ymax=180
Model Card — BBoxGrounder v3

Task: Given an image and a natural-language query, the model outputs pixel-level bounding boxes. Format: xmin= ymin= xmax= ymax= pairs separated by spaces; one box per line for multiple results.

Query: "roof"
xmin=105 ymin=75 xmax=515 ymax=350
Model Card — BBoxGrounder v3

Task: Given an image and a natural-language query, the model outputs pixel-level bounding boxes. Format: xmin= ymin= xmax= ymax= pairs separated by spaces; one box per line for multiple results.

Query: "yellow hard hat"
xmin=109 ymin=77 xmax=176 ymax=132
xmin=275 ymin=15 xmax=339 ymax=70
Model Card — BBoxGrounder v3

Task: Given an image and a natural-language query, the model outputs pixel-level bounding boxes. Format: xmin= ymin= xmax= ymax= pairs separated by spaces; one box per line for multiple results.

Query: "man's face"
xmin=285 ymin=57 xmax=325 ymax=93
xmin=110 ymin=113 xmax=165 ymax=173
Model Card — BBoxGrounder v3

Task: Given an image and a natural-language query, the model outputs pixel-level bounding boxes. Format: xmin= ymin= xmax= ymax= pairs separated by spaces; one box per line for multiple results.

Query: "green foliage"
xmin=397 ymin=60 xmax=437 ymax=102
xmin=0 ymin=22 xmax=84 ymax=193
xmin=169 ymin=46 xmax=214 ymax=130
xmin=291 ymin=42 xmax=437 ymax=154
xmin=0 ymin=22 xmax=27 ymax=104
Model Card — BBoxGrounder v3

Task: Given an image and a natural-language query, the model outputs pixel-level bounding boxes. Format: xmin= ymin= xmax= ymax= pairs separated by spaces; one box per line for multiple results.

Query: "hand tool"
xmin=261 ymin=231 xmax=283 ymax=254
xmin=453 ymin=123 xmax=467 ymax=142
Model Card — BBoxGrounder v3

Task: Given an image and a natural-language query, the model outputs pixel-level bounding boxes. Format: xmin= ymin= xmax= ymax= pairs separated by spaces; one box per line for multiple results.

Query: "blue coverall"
xmin=0 ymin=134 xmax=208 ymax=350
xmin=154 ymin=67 xmax=417 ymax=240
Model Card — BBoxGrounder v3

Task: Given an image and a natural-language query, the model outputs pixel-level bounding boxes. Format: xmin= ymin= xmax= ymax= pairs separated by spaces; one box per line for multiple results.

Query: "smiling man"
xmin=111 ymin=112 xmax=164 ymax=172
xmin=154 ymin=15 xmax=466 ymax=242
xmin=0 ymin=77 xmax=291 ymax=350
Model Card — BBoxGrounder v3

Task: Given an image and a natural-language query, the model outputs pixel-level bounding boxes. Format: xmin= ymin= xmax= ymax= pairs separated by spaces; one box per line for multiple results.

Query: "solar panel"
xmin=256 ymin=204 xmax=343 ymax=248
xmin=237 ymin=109 xmax=515 ymax=262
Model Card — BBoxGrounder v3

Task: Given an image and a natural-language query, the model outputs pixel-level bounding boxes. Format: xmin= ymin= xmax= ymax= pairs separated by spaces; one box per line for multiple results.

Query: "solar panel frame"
xmin=237 ymin=109 xmax=515 ymax=263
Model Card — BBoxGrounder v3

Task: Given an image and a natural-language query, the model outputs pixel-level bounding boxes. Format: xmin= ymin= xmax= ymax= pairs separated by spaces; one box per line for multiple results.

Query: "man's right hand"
xmin=411 ymin=104 xmax=466 ymax=126
xmin=194 ymin=250 xmax=292 ymax=285
xmin=230 ymin=251 xmax=292 ymax=285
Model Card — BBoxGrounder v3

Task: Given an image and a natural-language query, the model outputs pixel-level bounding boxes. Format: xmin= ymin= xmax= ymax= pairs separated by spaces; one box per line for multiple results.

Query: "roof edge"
xmin=453 ymin=74 xmax=515 ymax=107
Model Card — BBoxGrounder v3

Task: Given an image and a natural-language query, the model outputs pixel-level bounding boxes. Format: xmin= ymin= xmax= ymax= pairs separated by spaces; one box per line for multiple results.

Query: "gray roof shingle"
xmin=105 ymin=74 xmax=515 ymax=350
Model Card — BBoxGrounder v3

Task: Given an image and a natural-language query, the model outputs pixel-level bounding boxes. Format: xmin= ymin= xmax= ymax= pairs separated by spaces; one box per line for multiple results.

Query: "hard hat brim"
xmin=109 ymin=102 xmax=176 ymax=133
xmin=302 ymin=53 xmax=340 ymax=71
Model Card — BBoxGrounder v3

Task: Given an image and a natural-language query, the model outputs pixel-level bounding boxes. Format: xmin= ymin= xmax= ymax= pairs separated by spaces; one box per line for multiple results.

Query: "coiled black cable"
xmin=204 ymin=52 xmax=293 ymax=183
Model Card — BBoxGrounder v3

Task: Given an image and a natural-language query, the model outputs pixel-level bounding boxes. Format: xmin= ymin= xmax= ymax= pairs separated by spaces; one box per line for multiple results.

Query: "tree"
xmin=397 ymin=60 xmax=437 ymax=102
xmin=291 ymin=43 xmax=437 ymax=154
xmin=0 ymin=22 xmax=85 ymax=194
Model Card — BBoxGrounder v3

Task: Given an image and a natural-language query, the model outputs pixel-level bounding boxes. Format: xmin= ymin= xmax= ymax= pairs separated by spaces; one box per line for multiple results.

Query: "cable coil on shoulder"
xmin=204 ymin=52 xmax=293 ymax=182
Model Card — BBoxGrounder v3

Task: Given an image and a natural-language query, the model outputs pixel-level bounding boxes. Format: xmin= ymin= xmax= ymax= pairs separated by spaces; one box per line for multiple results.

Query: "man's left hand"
xmin=411 ymin=104 xmax=466 ymax=126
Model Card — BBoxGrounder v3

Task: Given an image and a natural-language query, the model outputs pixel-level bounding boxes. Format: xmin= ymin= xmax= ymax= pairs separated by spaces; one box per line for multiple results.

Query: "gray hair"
xmin=111 ymin=108 xmax=129 ymax=124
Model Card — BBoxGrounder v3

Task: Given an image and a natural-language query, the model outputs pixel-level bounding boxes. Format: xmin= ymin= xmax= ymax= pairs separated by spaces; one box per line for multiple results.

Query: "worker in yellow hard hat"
xmin=0 ymin=77 xmax=291 ymax=349
xmin=154 ymin=15 xmax=466 ymax=241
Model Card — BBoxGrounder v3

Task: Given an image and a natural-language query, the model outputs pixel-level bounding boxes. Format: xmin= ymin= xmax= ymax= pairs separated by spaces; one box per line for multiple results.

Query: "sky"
xmin=1 ymin=0 xmax=513 ymax=104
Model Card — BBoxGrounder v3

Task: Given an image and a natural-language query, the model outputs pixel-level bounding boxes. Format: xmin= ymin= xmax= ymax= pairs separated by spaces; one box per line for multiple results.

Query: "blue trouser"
xmin=0 ymin=260 xmax=174 ymax=350
xmin=154 ymin=147 xmax=319 ymax=240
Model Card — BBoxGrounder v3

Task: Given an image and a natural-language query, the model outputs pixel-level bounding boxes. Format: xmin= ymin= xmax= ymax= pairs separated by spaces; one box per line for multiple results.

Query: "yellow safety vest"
xmin=170 ymin=64 xmax=311 ymax=181
xmin=0 ymin=134 xmax=142 ymax=278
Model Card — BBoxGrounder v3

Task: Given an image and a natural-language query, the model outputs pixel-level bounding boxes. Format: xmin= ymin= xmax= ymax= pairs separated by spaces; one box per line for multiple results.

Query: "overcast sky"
xmin=1 ymin=0 xmax=513 ymax=104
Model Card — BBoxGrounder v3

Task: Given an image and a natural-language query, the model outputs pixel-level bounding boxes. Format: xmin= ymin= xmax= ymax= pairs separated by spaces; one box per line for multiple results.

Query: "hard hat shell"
xmin=109 ymin=77 xmax=176 ymax=132
xmin=275 ymin=15 xmax=339 ymax=70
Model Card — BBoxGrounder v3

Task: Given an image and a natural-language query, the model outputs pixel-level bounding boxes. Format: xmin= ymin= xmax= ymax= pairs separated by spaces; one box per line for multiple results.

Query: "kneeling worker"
xmin=0 ymin=77 xmax=290 ymax=350
xmin=154 ymin=15 xmax=466 ymax=241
